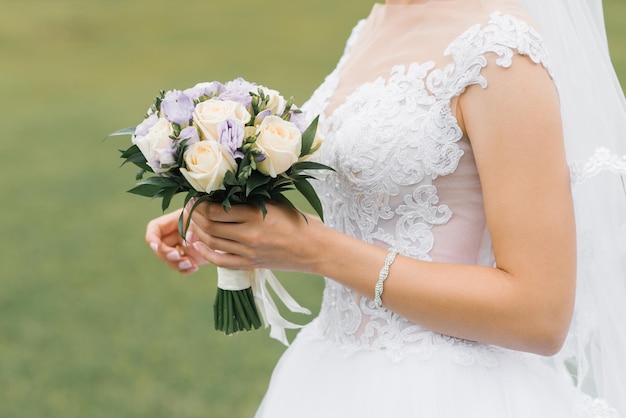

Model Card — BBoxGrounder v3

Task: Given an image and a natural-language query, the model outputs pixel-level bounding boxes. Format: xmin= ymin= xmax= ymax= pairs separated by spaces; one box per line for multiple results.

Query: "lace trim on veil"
xmin=569 ymin=147 xmax=626 ymax=184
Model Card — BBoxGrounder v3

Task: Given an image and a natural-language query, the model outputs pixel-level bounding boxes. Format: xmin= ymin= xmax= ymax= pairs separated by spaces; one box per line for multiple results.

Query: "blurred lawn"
xmin=0 ymin=1 xmax=624 ymax=417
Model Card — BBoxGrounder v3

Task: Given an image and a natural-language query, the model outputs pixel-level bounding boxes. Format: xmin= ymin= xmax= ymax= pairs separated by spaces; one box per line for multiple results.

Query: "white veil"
xmin=515 ymin=0 xmax=626 ymax=413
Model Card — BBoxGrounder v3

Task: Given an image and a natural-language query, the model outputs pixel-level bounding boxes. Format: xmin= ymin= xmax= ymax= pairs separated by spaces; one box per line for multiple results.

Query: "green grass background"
xmin=1 ymin=1 xmax=624 ymax=417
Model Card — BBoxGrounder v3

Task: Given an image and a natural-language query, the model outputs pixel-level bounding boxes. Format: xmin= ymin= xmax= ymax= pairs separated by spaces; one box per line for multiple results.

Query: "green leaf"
xmin=289 ymin=174 xmax=317 ymax=182
xmin=269 ymin=184 xmax=296 ymax=194
xmin=290 ymin=161 xmax=335 ymax=173
xmin=135 ymin=176 xmax=181 ymax=189
xmin=120 ymin=152 xmax=147 ymax=166
xmin=223 ymin=170 xmax=238 ymax=187
xmin=245 ymin=172 xmax=272 ymax=196
xmin=271 ymin=193 xmax=297 ymax=211
xmin=249 ymin=188 xmax=271 ymax=200
xmin=294 ymin=178 xmax=325 ymax=221
xmin=299 ymin=115 xmax=319 ymax=158
xmin=178 ymin=191 xmax=201 ymax=235
xmin=161 ymin=187 xmax=178 ymax=212
xmin=225 ymin=185 xmax=243 ymax=201
xmin=107 ymin=126 xmax=137 ymax=138
xmin=272 ymin=176 xmax=295 ymax=188
xmin=222 ymin=197 xmax=232 ymax=211
xmin=119 ymin=146 xmax=152 ymax=172
xmin=135 ymin=169 xmax=146 ymax=181
xmin=247 ymin=197 xmax=268 ymax=218
xmin=132 ymin=160 xmax=153 ymax=173
xmin=181 ymin=194 xmax=212 ymax=238
xmin=127 ymin=176 xmax=182 ymax=200
xmin=127 ymin=183 xmax=163 ymax=198
xmin=119 ymin=144 xmax=139 ymax=157
xmin=172 ymin=137 xmax=190 ymax=168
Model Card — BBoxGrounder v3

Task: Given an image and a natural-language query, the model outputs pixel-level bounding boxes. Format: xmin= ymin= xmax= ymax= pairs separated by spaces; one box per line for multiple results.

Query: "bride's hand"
xmin=145 ymin=209 xmax=207 ymax=274
xmin=186 ymin=201 xmax=325 ymax=273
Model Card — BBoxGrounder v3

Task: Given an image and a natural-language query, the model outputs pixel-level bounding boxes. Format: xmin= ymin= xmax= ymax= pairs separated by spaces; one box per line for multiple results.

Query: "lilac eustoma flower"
xmin=217 ymin=119 xmax=245 ymax=159
xmin=161 ymin=90 xmax=195 ymax=126
xmin=254 ymin=109 xmax=272 ymax=126
xmin=134 ymin=113 xmax=159 ymax=138
xmin=289 ymin=111 xmax=308 ymax=133
xmin=154 ymin=148 xmax=176 ymax=170
xmin=219 ymin=78 xmax=257 ymax=109
xmin=183 ymin=82 xmax=224 ymax=101
xmin=179 ymin=126 xmax=200 ymax=146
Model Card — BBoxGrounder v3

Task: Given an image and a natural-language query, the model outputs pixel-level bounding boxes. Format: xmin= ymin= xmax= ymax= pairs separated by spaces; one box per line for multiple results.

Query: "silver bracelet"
xmin=373 ymin=248 xmax=399 ymax=308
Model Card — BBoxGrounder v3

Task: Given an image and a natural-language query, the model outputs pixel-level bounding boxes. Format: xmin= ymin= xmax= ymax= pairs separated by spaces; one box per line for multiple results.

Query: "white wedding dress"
xmin=255 ymin=1 xmax=622 ymax=416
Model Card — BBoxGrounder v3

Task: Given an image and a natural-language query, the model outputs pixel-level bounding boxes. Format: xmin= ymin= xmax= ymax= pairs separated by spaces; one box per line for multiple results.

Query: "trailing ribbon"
xmin=216 ymin=267 xmax=311 ymax=345
xmin=251 ymin=269 xmax=311 ymax=346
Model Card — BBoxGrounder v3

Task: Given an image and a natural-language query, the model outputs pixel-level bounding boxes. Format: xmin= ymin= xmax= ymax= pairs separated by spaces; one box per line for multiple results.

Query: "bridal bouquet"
xmin=110 ymin=78 xmax=331 ymax=344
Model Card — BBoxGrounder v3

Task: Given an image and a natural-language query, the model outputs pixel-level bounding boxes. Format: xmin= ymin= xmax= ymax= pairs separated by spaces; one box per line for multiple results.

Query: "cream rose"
xmin=132 ymin=117 xmax=174 ymax=173
xmin=192 ymin=99 xmax=251 ymax=141
xmin=254 ymin=116 xmax=302 ymax=177
xmin=180 ymin=141 xmax=237 ymax=193
xmin=258 ymin=87 xmax=287 ymax=115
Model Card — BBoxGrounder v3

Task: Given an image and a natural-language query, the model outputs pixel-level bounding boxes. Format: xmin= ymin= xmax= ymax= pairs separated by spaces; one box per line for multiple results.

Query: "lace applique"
xmin=394 ymin=185 xmax=452 ymax=259
xmin=308 ymin=13 xmax=555 ymax=362
xmin=569 ymin=147 xmax=626 ymax=184
xmin=573 ymin=394 xmax=620 ymax=418
xmin=311 ymin=278 xmax=511 ymax=366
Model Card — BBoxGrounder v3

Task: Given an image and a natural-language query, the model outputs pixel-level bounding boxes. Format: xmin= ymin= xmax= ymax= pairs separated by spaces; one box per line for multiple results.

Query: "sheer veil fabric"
xmin=515 ymin=0 xmax=626 ymax=413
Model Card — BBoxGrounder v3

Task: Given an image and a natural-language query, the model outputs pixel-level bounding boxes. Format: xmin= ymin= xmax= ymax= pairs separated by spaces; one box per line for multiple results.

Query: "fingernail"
xmin=178 ymin=260 xmax=193 ymax=270
xmin=184 ymin=266 xmax=199 ymax=274
xmin=166 ymin=251 xmax=181 ymax=261
xmin=192 ymin=241 xmax=208 ymax=253
xmin=149 ymin=242 xmax=158 ymax=252
xmin=185 ymin=230 xmax=195 ymax=243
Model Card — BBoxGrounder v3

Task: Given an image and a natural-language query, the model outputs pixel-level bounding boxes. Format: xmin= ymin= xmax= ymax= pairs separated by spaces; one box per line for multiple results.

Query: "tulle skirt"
xmin=255 ymin=319 xmax=619 ymax=418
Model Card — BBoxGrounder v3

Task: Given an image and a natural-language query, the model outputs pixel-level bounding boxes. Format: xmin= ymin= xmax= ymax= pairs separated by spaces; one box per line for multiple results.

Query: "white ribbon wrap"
xmin=216 ymin=267 xmax=311 ymax=346
xmin=216 ymin=267 xmax=253 ymax=291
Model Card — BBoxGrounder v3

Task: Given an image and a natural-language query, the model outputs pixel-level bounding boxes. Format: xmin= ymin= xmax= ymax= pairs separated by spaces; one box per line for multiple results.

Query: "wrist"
xmin=305 ymin=226 xmax=390 ymax=299
xmin=297 ymin=216 xmax=333 ymax=275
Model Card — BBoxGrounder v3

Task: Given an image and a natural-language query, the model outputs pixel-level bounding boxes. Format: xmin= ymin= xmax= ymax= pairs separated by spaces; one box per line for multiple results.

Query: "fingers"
xmin=145 ymin=209 xmax=203 ymax=275
xmin=190 ymin=240 xmax=255 ymax=270
xmin=188 ymin=208 xmax=254 ymax=248
xmin=191 ymin=201 xmax=261 ymax=223
xmin=150 ymin=241 xmax=199 ymax=274
xmin=145 ymin=209 xmax=182 ymax=247
xmin=188 ymin=223 xmax=251 ymax=258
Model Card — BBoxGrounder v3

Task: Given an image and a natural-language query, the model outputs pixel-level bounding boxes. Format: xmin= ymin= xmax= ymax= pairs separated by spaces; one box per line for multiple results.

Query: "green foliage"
xmin=299 ymin=115 xmax=319 ymax=157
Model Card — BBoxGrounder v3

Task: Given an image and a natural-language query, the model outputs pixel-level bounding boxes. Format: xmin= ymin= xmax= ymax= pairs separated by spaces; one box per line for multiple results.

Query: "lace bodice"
xmin=301 ymin=7 xmax=553 ymax=361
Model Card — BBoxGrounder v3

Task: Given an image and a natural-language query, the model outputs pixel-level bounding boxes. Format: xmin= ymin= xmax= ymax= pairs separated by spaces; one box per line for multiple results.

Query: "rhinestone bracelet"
xmin=373 ymin=248 xmax=399 ymax=308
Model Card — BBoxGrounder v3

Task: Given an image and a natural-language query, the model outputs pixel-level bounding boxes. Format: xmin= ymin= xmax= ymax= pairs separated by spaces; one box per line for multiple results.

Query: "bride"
xmin=145 ymin=0 xmax=626 ymax=416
